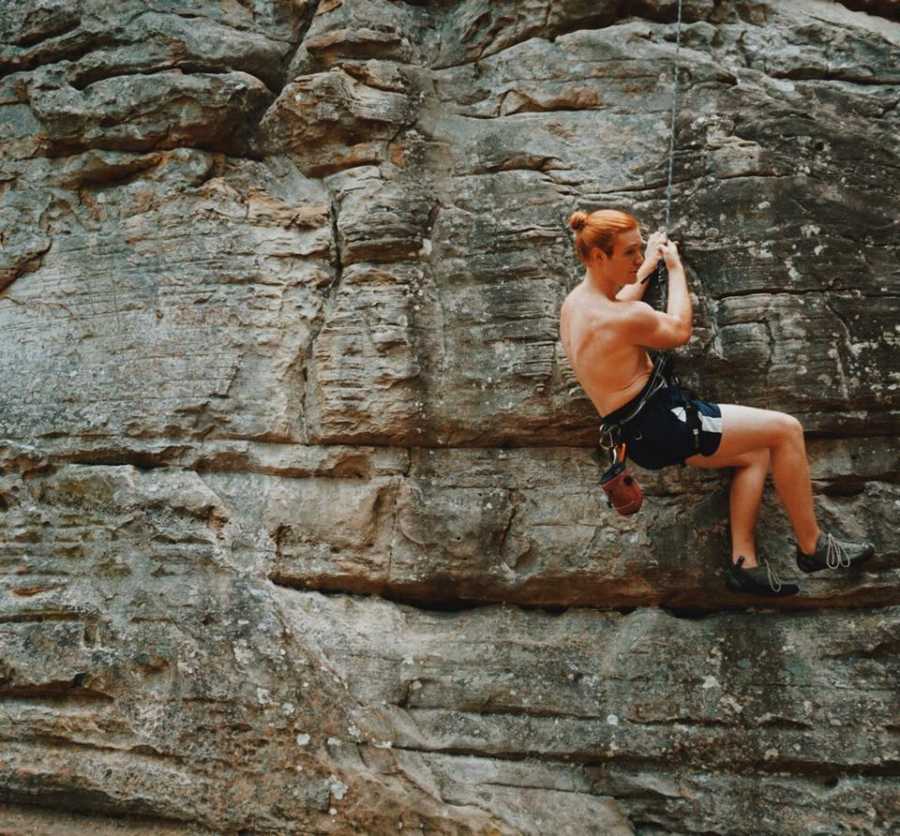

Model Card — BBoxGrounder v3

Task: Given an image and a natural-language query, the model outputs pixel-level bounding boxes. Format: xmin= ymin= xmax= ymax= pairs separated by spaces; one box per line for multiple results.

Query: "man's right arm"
xmin=620 ymin=246 xmax=692 ymax=349
xmin=663 ymin=254 xmax=692 ymax=344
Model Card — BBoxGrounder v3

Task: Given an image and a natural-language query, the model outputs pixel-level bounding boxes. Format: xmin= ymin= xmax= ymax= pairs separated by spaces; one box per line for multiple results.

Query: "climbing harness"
xmin=598 ymin=350 xmax=702 ymax=469
xmin=598 ymin=351 xmax=671 ymax=456
xmin=598 ymin=359 xmax=703 ymax=515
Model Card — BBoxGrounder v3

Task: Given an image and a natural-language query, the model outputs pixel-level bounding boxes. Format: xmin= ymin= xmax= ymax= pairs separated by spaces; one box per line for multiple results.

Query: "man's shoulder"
xmin=609 ymin=300 xmax=658 ymax=345
xmin=560 ymin=284 xmax=582 ymax=310
xmin=561 ymin=288 xmax=645 ymax=323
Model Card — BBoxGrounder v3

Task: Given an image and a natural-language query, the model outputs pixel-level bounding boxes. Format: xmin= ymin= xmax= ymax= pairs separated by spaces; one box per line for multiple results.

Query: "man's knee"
xmin=777 ymin=413 xmax=804 ymax=441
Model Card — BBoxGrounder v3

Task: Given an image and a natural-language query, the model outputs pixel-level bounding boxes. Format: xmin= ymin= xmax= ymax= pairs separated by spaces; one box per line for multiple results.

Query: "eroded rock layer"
xmin=1 ymin=1 xmax=898 ymax=833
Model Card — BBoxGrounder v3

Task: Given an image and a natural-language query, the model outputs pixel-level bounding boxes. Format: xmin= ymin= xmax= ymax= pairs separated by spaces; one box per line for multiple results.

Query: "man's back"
xmin=559 ymin=285 xmax=655 ymax=416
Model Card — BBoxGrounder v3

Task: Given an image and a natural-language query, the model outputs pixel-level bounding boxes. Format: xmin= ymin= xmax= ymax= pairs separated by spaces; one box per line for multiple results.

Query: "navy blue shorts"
xmin=602 ymin=379 xmax=724 ymax=471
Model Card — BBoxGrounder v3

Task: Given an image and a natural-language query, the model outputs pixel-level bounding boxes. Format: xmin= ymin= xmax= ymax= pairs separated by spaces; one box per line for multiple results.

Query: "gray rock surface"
xmin=1 ymin=1 xmax=899 ymax=833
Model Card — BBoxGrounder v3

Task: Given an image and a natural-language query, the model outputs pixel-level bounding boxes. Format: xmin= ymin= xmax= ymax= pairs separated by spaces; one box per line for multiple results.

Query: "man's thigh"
xmin=685 ymin=403 xmax=797 ymax=470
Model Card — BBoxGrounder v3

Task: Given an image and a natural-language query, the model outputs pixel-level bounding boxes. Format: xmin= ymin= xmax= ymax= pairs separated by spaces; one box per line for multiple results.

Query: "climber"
xmin=559 ymin=208 xmax=876 ymax=597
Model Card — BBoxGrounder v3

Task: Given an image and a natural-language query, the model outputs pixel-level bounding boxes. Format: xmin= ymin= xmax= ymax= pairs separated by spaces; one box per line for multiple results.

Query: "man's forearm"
xmin=665 ymin=262 xmax=693 ymax=337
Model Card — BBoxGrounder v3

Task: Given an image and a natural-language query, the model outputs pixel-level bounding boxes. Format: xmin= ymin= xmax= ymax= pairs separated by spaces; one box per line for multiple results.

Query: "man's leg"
xmin=685 ymin=404 xmax=821 ymax=555
xmin=728 ymin=448 xmax=770 ymax=568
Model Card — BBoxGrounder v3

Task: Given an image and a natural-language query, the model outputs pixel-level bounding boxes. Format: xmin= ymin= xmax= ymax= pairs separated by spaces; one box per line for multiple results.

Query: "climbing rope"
xmin=663 ymin=0 xmax=684 ymax=232
xmin=653 ymin=0 xmax=685 ymax=292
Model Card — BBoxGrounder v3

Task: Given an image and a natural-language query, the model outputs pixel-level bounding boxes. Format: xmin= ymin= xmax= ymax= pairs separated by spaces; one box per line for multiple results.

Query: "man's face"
xmin=607 ymin=228 xmax=645 ymax=282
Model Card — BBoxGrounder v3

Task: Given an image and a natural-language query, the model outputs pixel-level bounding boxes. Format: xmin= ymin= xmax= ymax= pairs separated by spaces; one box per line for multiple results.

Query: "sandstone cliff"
xmin=1 ymin=1 xmax=898 ymax=833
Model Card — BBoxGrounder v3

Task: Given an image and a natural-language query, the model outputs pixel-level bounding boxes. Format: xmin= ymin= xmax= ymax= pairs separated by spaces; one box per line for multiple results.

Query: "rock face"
xmin=1 ymin=1 xmax=898 ymax=833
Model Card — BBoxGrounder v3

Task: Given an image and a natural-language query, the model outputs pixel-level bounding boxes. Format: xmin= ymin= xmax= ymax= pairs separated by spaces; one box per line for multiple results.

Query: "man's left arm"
xmin=617 ymin=230 xmax=667 ymax=301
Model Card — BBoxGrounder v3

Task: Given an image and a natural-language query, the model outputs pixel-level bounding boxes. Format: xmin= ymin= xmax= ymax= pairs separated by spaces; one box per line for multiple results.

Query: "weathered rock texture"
xmin=1 ymin=0 xmax=899 ymax=833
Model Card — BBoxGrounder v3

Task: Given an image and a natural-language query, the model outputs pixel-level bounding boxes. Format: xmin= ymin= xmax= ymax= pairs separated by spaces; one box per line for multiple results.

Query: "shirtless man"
xmin=559 ymin=208 xmax=875 ymax=597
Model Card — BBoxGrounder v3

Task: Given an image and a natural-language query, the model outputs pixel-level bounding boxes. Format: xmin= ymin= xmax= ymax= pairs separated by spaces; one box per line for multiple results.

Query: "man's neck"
xmin=584 ymin=270 xmax=621 ymax=301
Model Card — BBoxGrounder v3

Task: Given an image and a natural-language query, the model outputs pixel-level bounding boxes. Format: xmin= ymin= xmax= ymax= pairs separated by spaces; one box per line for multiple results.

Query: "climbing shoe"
xmin=796 ymin=531 xmax=875 ymax=574
xmin=725 ymin=555 xmax=799 ymax=597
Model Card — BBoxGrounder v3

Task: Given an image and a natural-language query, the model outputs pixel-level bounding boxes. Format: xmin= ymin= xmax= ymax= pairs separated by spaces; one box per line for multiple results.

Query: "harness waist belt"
xmin=600 ymin=361 xmax=669 ymax=430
